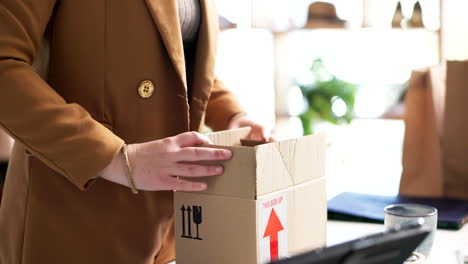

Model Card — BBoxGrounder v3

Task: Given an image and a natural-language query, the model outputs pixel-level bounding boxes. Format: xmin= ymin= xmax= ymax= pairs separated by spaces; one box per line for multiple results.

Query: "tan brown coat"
xmin=0 ymin=0 xmax=243 ymax=263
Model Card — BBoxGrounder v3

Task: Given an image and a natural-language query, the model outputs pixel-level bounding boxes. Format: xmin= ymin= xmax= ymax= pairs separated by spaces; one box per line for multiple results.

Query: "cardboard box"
xmin=174 ymin=128 xmax=327 ymax=264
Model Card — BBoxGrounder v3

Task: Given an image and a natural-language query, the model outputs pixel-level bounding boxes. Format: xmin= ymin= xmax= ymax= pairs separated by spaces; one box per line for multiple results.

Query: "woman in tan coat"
xmin=0 ymin=0 xmax=272 ymax=263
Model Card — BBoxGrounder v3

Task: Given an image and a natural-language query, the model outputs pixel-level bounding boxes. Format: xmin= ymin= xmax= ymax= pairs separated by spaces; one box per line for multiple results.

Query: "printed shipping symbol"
xmin=181 ymin=205 xmax=203 ymax=240
xmin=181 ymin=205 xmax=192 ymax=238
xmin=263 ymin=208 xmax=284 ymax=261
xmin=192 ymin=206 xmax=202 ymax=240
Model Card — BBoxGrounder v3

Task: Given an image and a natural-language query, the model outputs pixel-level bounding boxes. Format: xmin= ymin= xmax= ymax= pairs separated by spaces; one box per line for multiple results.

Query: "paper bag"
xmin=400 ymin=61 xmax=468 ymax=200
xmin=442 ymin=62 xmax=468 ymax=199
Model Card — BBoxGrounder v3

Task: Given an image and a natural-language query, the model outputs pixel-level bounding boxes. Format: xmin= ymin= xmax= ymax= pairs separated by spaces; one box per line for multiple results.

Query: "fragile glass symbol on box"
xmin=181 ymin=205 xmax=203 ymax=240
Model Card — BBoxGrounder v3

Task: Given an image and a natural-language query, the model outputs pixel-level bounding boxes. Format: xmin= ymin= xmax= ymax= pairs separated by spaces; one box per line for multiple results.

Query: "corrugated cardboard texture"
xmin=181 ymin=129 xmax=326 ymax=199
xmin=174 ymin=192 xmax=257 ymax=264
xmin=175 ymin=129 xmax=327 ymax=263
xmin=192 ymin=145 xmax=258 ymax=199
xmin=255 ymin=133 xmax=326 ymax=197
xmin=207 ymin=127 xmax=252 ymax=146
xmin=255 ymin=178 xmax=327 ymax=261
xmin=278 ymin=177 xmax=326 ymax=255
xmin=175 ymin=178 xmax=327 ymax=264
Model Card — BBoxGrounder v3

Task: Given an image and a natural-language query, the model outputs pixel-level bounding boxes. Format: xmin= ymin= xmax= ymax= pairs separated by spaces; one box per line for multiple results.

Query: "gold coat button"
xmin=138 ymin=80 xmax=155 ymax=98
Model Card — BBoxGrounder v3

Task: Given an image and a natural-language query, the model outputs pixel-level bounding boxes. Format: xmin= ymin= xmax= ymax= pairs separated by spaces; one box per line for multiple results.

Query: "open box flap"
xmin=255 ymin=132 xmax=326 ymax=197
xmin=183 ymin=145 xmax=257 ymax=199
xmin=180 ymin=129 xmax=326 ymax=199
xmin=207 ymin=127 xmax=252 ymax=146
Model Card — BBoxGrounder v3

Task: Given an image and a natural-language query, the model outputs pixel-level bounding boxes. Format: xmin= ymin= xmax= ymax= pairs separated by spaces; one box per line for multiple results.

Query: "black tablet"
xmin=271 ymin=223 xmax=430 ymax=264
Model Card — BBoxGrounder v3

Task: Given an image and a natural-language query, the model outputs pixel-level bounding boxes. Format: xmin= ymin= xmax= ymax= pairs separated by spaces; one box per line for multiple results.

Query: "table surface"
xmin=321 ymin=119 xmax=468 ymax=263
xmin=328 ymin=220 xmax=468 ymax=264
xmin=169 ymin=220 xmax=468 ymax=264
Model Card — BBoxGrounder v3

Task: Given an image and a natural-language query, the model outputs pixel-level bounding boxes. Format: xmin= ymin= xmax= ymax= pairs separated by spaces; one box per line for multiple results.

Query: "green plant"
xmin=299 ymin=59 xmax=357 ymax=135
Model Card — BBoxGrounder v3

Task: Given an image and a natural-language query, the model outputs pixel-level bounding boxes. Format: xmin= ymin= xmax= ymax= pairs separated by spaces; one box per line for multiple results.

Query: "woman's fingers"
xmin=173 ymin=131 xmax=212 ymax=148
xmin=171 ymin=163 xmax=224 ymax=177
xmin=249 ymin=125 xmax=269 ymax=142
xmin=269 ymin=135 xmax=279 ymax=142
xmin=175 ymin=147 xmax=232 ymax=162
xmin=167 ymin=177 xmax=208 ymax=191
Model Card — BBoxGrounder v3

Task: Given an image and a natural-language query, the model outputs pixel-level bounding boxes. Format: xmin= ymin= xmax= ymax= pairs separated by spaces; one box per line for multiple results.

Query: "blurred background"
xmin=1 ymin=0 xmax=468 ymax=198
xmin=213 ymin=0 xmax=467 ymax=199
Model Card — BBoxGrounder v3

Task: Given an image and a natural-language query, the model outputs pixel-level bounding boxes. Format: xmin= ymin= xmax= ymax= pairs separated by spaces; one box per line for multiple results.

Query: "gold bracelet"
xmin=121 ymin=144 xmax=139 ymax=194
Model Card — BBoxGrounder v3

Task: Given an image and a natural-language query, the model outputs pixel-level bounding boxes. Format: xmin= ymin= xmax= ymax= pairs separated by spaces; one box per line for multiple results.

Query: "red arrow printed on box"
xmin=263 ymin=208 xmax=285 ymax=261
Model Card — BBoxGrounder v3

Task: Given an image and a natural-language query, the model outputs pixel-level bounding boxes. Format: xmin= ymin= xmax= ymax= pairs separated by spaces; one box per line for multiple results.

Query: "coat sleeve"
xmin=204 ymin=78 xmax=244 ymax=131
xmin=0 ymin=0 xmax=124 ymax=190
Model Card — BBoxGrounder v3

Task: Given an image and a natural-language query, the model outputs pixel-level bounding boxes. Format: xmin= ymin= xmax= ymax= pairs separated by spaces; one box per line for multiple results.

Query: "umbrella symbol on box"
xmin=180 ymin=205 xmax=203 ymax=240
xmin=192 ymin=206 xmax=202 ymax=240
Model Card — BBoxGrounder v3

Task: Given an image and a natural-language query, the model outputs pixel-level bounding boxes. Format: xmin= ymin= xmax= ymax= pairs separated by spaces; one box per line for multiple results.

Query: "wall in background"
xmin=215 ymin=29 xmax=276 ymax=129
xmin=441 ymin=0 xmax=468 ymax=60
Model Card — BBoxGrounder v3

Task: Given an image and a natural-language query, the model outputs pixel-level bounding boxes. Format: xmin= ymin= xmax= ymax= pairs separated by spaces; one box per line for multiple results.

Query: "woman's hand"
xmin=100 ymin=132 xmax=232 ymax=192
xmin=0 ymin=129 xmax=13 ymax=161
xmin=227 ymin=113 xmax=276 ymax=142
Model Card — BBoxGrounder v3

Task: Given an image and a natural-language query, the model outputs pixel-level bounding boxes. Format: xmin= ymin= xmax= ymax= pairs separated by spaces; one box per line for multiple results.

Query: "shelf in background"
xmin=270 ymin=27 xmax=439 ymax=34
xmin=273 ymin=27 xmax=439 ymax=116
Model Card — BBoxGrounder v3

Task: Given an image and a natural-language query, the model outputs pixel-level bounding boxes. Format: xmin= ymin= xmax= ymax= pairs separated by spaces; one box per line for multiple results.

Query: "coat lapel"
xmin=144 ymin=0 xmax=187 ymax=89
xmin=144 ymin=0 xmax=219 ymax=131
